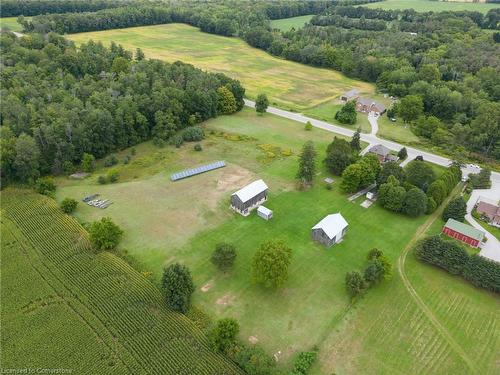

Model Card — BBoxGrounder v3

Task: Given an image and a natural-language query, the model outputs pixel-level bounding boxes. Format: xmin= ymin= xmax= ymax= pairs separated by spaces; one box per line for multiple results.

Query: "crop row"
xmin=2 ymin=189 xmax=241 ymax=374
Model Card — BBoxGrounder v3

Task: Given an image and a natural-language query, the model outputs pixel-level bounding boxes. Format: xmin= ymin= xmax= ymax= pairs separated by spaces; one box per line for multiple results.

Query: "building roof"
xmin=369 ymin=144 xmax=391 ymax=157
xmin=257 ymin=206 xmax=272 ymax=215
xmin=232 ymin=179 xmax=268 ymax=203
xmin=444 ymin=218 xmax=485 ymax=242
xmin=312 ymin=213 xmax=348 ymax=240
xmin=356 ymin=98 xmax=386 ymax=112
xmin=476 ymin=201 xmax=500 ymax=218
xmin=342 ymin=89 xmax=359 ymax=99
xmin=357 ymin=97 xmax=372 ymax=106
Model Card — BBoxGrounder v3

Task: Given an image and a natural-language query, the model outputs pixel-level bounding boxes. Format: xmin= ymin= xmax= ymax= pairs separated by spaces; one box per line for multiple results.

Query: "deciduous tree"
xmin=251 ymin=241 xmax=292 ymax=289
xmin=162 ymin=263 xmax=195 ymax=314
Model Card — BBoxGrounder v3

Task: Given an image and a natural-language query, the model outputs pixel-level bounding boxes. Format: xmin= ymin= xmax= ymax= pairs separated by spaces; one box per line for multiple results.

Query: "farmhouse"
xmin=231 ymin=179 xmax=269 ymax=216
xmin=356 ymin=98 xmax=386 ymax=115
xmin=475 ymin=198 xmax=500 ymax=228
xmin=368 ymin=144 xmax=398 ymax=163
xmin=311 ymin=213 xmax=348 ymax=247
xmin=442 ymin=218 xmax=485 ymax=248
xmin=341 ymin=89 xmax=359 ymax=102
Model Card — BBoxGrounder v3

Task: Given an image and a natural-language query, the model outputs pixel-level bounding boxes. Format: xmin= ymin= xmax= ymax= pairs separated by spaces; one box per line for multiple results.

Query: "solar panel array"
xmin=170 ymin=160 xmax=226 ymax=181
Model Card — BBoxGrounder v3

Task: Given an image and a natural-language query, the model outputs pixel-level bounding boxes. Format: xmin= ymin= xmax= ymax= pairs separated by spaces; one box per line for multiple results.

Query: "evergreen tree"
xmin=297 ymin=141 xmax=317 ymax=186
xmin=211 ymin=243 xmax=237 ymax=271
xmin=442 ymin=196 xmax=467 ymax=222
xmin=324 ymin=137 xmax=356 ymax=175
xmin=135 ymin=47 xmax=145 ymax=61
xmin=397 ymin=147 xmax=407 ymax=160
xmin=217 ymin=86 xmax=237 ymax=114
xmin=350 ymin=128 xmax=361 ymax=151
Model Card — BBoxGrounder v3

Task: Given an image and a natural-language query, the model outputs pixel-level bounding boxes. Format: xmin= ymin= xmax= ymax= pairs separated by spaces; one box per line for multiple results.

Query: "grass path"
xmin=396 ymin=184 xmax=478 ymax=375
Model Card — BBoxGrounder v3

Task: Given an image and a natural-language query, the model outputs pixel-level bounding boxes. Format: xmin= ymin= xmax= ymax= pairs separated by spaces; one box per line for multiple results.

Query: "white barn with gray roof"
xmin=311 ymin=213 xmax=348 ymax=247
xmin=231 ymin=179 xmax=269 ymax=216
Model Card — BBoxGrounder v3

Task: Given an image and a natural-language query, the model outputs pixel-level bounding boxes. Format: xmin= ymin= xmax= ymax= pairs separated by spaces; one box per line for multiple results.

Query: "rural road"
xmin=245 ymin=99 xmax=500 ymax=261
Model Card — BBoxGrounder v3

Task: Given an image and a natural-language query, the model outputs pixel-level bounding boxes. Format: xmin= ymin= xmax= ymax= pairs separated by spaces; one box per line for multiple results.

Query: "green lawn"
xmin=304 ymin=101 xmax=372 ymax=133
xmin=363 ymin=0 xmax=499 ymax=13
xmin=270 ymin=15 xmax=314 ymax=31
xmin=55 ymin=109 xmax=468 ymax=371
xmin=0 ymin=17 xmax=25 ymax=32
xmin=475 ymin=218 xmax=500 ymax=241
xmin=67 ymin=23 xmax=374 ymax=112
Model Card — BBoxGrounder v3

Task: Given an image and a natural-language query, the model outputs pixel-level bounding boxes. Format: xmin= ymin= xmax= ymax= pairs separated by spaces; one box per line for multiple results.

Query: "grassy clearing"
xmin=0 ymin=189 xmax=241 ymax=374
xmin=57 ymin=109 xmax=436 ymax=370
xmin=0 ymin=17 xmax=25 ymax=32
xmin=67 ymin=23 xmax=374 ymax=111
xmin=270 ymin=15 xmax=314 ymax=31
xmin=313 ymin=187 xmax=500 ymax=375
xmin=363 ymin=0 xmax=499 ymax=13
xmin=304 ymin=101 xmax=372 ymax=133
xmin=475 ymin=219 xmax=500 ymax=241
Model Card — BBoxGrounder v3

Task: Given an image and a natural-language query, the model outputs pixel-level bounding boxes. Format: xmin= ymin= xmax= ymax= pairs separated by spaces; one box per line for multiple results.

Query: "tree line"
xmin=0 ymin=32 xmax=244 ymax=184
xmin=15 ymin=2 xmax=500 ymax=160
xmin=415 ymin=235 xmax=500 ymax=294
xmin=1 ymin=0 xmax=130 ymax=17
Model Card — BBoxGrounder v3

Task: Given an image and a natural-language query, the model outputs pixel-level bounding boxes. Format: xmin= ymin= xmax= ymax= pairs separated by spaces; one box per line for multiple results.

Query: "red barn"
xmin=442 ymin=218 xmax=485 ymax=248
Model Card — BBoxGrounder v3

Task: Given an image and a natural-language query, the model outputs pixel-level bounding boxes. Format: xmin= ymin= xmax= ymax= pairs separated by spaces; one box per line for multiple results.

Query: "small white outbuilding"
xmin=257 ymin=205 xmax=273 ymax=220
xmin=311 ymin=213 xmax=348 ymax=247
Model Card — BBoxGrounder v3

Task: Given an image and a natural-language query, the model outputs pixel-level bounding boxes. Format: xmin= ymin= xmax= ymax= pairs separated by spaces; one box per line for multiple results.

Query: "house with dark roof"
xmin=442 ymin=218 xmax=485 ymax=248
xmin=355 ymin=98 xmax=386 ymax=115
xmin=231 ymin=179 xmax=269 ymax=216
xmin=341 ymin=89 xmax=359 ymax=102
xmin=311 ymin=213 xmax=348 ymax=247
xmin=368 ymin=144 xmax=397 ymax=163
xmin=475 ymin=199 xmax=500 ymax=228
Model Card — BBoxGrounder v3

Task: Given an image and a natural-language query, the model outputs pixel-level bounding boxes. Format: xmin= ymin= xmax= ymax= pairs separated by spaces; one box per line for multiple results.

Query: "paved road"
xmin=244 ymin=99 xmax=500 ymax=184
xmin=245 ymin=99 xmax=500 ymax=261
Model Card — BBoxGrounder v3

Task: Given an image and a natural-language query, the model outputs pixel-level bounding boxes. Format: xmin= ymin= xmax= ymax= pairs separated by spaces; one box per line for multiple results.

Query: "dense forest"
xmin=1 ymin=0 xmax=131 ymax=17
xmin=0 ymin=32 xmax=244 ymax=183
xmin=20 ymin=0 xmax=500 ymax=161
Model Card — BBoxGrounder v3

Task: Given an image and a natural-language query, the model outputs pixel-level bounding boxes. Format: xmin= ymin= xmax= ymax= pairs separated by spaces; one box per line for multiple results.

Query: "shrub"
xmin=208 ymin=318 xmax=239 ymax=353
xmin=442 ymin=196 xmax=467 ymax=222
xmin=123 ymin=155 xmax=131 ymax=164
xmin=426 ymin=197 xmax=437 ymax=214
xmin=325 ymin=183 xmax=332 ymax=191
xmin=364 ymin=259 xmax=385 ymax=285
xmin=194 ymin=143 xmax=202 ymax=151
xmin=211 ymin=242 xmax=237 ymax=271
xmin=81 ymin=153 xmax=96 ymax=172
xmin=97 ymin=175 xmax=107 ymax=184
xmin=255 ymin=93 xmax=269 ymax=114
xmin=89 ymin=217 xmax=123 ymax=251
xmin=161 ymin=263 xmax=195 ymax=314
xmin=182 ymin=126 xmax=204 ymax=142
xmin=171 ymin=134 xmax=184 ymax=148
xmin=130 ymin=147 xmax=137 ymax=155
xmin=345 ymin=271 xmax=366 ymax=298
xmin=60 ymin=198 xmax=78 ymax=214
xmin=35 ymin=176 xmax=56 ymax=196
xmin=290 ymin=350 xmax=318 ymax=375
xmin=304 ymin=121 xmax=313 ymax=131
xmin=107 ymin=169 xmax=119 ymax=183
xmin=104 ymin=155 xmax=118 ymax=167
xmin=397 ymin=147 xmax=408 ymax=160
xmin=227 ymin=344 xmax=275 ymax=375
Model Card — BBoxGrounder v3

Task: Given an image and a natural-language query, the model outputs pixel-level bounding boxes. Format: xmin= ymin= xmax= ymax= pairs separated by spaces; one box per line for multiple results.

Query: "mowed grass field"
xmin=1 ymin=190 xmax=241 ymax=374
xmin=363 ymin=0 xmax=500 ymax=13
xmin=0 ymin=17 xmax=25 ymax=32
xmin=53 ymin=109 xmax=499 ymax=373
xmin=67 ymin=23 xmax=374 ymax=111
xmin=270 ymin=15 xmax=313 ymax=31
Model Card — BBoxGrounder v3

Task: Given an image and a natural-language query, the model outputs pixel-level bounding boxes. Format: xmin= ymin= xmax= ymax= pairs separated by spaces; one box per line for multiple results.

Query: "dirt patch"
xmin=216 ymin=293 xmax=235 ymax=306
xmin=215 ymin=165 xmax=254 ymax=194
xmin=201 ymin=280 xmax=214 ymax=292
xmin=248 ymin=336 xmax=259 ymax=344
